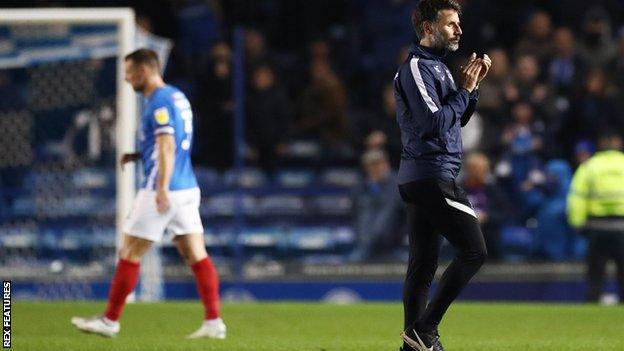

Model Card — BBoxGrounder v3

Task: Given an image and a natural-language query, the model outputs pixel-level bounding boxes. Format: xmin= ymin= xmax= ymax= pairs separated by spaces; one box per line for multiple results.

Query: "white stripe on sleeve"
xmin=410 ymin=57 xmax=439 ymax=113
xmin=154 ymin=126 xmax=174 ymax=135
xmin=145 ymin=148 xmax=159 ymax=190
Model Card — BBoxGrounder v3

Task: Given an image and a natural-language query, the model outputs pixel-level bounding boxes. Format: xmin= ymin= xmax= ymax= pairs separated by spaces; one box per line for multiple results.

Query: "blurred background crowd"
xmin=2 ymin=0 xmax=624 ymax=268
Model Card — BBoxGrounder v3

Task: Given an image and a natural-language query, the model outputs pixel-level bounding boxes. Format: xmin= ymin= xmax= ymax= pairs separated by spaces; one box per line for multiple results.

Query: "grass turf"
xmin=12 ymin=301 xmax=624 ymax=350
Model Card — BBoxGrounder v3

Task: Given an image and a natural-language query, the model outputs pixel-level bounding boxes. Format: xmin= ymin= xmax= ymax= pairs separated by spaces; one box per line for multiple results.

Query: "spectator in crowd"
xmin=612 ymin=32 xmax=624 ymax=92
xmin=548 ymin=27 xmax=584 ymax=97
xmin=514 ymin=10 xmax=552 ymax=61
xmin=356 ymin=0 xmax=416 ymax=70
xmin=22 ymin=1 xmax=624 ymax=267
xmin=462 ymin=152 xmax=511 ymax=261
xmin=175 ymin=0 xmax=222 ymax=73
xmin=528 ymin=159 xmax=579 ymax=260
xmin=568 ymin=132 xmax=624 ymax=302
xmin=359 ymin=82 xmax=402 ymax=168
xmin=308 ymin=39 xmax=331 ymax=66
xmin=577 ymin=7 xmax=617 ymax=69
xmin=476 ymin=48 xmax=512 ymax=154
xmin=573 ymin=140 xmax=594 ymax=167
xmin=461 ymin=110 xmax=484 ymax=155
xmin=297 ymin=60 xmax=348 ymax=148
xmin=299 ymin=39 xmax=334 ymax=95
xmin=569 ymin=69 xmax=620 ymax=142
xmin=195 ymin=42 xmax=234 ymax=168
xmin=136 ymin=15 xmax=153 ymax=33
xmin=350 ymin=0 xmax=416 ymax=106
xmin=396 ymin=45 xmax=411 ymax=66
xmin=246 ymin=64 xmax=291 ymax=172
xmin=546 ymin=27 xmax=585 ymax=156
xmin=501 ymin=101 xmax=545 ymax=187
xmin=507 ymin=54 xmax=551 ymax=110
xmin=244 ymin=29 xmax=272 ymax=68
xmin=350 ymin=149 xmax=404 ymax=262
xmin=478 ymin=48 xmax=511 ymax=117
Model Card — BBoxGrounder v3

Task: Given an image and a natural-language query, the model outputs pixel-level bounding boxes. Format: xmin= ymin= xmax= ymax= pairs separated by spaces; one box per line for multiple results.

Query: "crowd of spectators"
xmin=135 ymin=0 xmax=624 ymax=262
xmin=12 ymin=0 xmax=624 ymax=262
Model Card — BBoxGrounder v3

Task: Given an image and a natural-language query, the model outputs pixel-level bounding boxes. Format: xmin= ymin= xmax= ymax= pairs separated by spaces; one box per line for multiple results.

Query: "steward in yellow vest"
xmin=567 ymin=132 xmax=624 ymax=302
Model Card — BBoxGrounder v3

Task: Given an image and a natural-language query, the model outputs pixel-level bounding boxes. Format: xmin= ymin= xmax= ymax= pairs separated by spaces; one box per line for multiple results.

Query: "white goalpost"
xmin=0 ymin=8 xmax=137 ymax=252
xmin=0 ymin=9 xmax=172 ymax=301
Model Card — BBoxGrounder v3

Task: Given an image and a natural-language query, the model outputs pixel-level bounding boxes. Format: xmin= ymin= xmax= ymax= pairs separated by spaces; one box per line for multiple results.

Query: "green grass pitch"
xmin=12 ymin=301 xmax=624 ymax=350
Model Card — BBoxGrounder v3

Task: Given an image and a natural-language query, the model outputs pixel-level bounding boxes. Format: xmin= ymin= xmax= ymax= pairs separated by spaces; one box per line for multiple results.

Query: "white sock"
xmin=203 ymin=317 xmax=223 ymax=326
xmin=102 ymin=316 xmax=119 ymax=327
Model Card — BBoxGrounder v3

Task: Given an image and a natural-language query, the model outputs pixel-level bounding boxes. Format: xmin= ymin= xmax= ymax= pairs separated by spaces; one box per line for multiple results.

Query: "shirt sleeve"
xmin=399 ymin=57 xmax=470 ymax=138
xmin=460 ymin=88 xmax=479 ymax=127
xmin=567 ymin=163 xmax=589 ymax=228
xmin=150 ymin=103 xmax=176 ymax=136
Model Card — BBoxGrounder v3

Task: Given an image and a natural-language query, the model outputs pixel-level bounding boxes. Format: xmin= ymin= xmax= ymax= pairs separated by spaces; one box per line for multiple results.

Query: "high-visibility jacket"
xmin=567 ymin=150 xmax=624 ymax=230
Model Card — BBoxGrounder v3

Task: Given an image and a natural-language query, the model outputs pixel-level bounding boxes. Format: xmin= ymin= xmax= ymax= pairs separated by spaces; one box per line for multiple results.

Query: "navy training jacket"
xmin=394 ymin=44 xmax=479 ymax=184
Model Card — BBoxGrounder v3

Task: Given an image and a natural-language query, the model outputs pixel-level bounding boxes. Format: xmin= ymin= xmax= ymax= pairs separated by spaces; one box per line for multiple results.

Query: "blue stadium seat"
xmin=194 ymin=167 xmax=221 ymax=189
xmin=236 ymin=227 xmax=283 ymax=248
xmin=257 ymin=195 xmax=306 ymax=216
xmin=311 ymin=195 xmax=353 ymax=216
xmin=274 ymin=169 xmax=316 ymax=188
xmin=201 ymin=193 xmax=258 ymax=217
xmin=280 ymin=140 xmax=322 ymax=160
xmin=223 ymin=168 xmax=268 ymax=188
xmin=319 ymin=168 xmax=362 ymax=187
xmin=71 ymin=168 xmax=114 ymax=191
xmin=11 ymin=196 xmax=36 ymax=217
xmin=500 ymin=226 xmax=535 ymax=261
xmin=0 ymin=226 xmax=37 ymax=249
xmin=90 ymin=226 xmax=116 ymax=248
xmin=287 ymin=227 xmax=334 ymax=251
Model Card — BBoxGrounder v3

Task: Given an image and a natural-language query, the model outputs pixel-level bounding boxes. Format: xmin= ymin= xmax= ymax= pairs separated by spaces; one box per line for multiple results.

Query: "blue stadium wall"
xmin=10 ymin=280 xmax=620 ymax=302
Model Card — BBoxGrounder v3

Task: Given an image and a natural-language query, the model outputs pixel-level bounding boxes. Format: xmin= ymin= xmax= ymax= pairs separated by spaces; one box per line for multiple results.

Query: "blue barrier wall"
xmin=10 ymin=280 xmax=619 ymax=302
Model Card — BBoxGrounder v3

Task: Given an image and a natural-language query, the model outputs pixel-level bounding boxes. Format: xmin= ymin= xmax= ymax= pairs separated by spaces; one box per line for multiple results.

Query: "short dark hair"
xmin=598 ymin=130 xmax=622 ymax=142
xmin=597 ymin=131 xmax=623 ymax=151
xmin=411 ymin=0 xmax=462 ymax=39
xmin=124 ymin=48 xmax=160 ymax=71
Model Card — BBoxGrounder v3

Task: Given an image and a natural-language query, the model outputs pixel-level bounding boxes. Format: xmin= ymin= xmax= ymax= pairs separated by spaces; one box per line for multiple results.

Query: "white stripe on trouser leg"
xmin=444 ymin=198 xmax=477 ymax=218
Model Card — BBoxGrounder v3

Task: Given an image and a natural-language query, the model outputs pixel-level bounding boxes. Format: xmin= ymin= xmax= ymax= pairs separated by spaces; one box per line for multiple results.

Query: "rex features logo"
xmin=3 ymin=281 xmax=10 ymax=349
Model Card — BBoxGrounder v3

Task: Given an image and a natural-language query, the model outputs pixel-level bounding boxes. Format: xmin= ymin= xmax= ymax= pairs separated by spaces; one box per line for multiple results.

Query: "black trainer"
xmin=401 ymin=327 xmax=444 ymax=351
xmin=434 ymin=338 xmax=444 ymax=351
xmin=400 ymin=342 xmax=444 ymax=351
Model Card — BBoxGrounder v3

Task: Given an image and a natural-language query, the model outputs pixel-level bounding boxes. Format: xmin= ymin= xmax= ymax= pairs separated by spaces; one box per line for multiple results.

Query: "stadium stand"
xmin=2 ymin=0 xmax=624 ymax=302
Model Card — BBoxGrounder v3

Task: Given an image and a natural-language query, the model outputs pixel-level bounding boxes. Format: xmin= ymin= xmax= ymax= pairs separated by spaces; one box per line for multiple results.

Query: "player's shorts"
xmin=123 ymin=187 xmax=204 ymax=242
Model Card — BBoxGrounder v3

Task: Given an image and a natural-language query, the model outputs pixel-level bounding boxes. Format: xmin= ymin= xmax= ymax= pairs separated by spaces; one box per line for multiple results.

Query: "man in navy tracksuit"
xmin=396 ymin=1 xmax=492 ymax=350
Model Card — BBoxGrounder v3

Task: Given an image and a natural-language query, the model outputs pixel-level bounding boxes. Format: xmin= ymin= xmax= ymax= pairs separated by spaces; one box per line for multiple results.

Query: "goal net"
xmin=0 ymin=8 xmax=170 ymax=301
